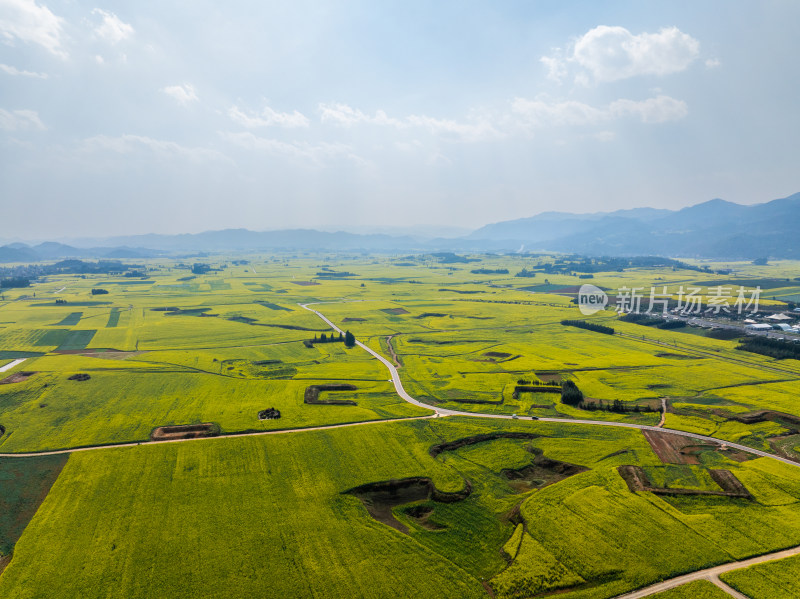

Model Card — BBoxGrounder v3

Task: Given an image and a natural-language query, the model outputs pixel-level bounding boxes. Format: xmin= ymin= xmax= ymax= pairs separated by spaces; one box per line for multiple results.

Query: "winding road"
xmin=2 ymin=302 xmax=799 ymax=597
xmin=300 ymin=302 xmax=800 ymax=469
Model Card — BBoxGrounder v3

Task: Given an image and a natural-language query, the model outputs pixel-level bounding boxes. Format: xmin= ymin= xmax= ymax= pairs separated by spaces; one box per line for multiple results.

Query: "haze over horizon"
xmin=1 ymin=0 xmax=798 ymax=239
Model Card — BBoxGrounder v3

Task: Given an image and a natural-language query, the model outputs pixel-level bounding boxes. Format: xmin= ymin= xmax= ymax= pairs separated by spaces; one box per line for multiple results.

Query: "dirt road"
xmin=613 ymin=543 xmax=800 ymax=598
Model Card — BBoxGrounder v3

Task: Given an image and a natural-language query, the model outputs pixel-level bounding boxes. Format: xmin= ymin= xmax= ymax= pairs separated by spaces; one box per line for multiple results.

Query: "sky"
xmin=1 ymin=0 xmax=798 ymax=240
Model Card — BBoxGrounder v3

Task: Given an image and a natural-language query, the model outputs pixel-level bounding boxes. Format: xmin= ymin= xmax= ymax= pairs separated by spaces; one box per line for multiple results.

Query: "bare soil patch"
xmin=642 ymin=430 xmax=718 ymax=464
xmin=345 ymin=477 xmax=472 ymax=534
xmin=618 ymin=465 xmax=752 ymax=499
xmin=304 ymin=384 xmax=357 ymax=405
xmin=401 ymin=504 xmax=445 ymax=530
xmin=342 ymin=317 xmax=366 ymax=322
xmin=502 ymin=448 xmax=588 ymax=492
xmin=385 ymin=335 xmax=402 ymax=368
xmin=67 ymin=373 xmax=90 ymax=381
xmin=727 ymin=410 xmax=800 ymax=427
xmin=150 ymin=423 xmax=220 ymax=441
xmin=484 ymin=351 xmax=512 ymax=358
xmin=536 ymin=372 xmax=562 ymax=384
xmin=0 ymin=371 xmax=35 ymax=385
xmin=381 ymin=307 xmax=410 ymax=315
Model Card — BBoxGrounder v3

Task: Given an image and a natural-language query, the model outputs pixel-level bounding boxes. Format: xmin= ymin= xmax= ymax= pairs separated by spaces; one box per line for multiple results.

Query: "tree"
xmin=560 ymin=380 xmax=583 ymax=406
xmin=344 ymin=330 xmax=356 ymax=348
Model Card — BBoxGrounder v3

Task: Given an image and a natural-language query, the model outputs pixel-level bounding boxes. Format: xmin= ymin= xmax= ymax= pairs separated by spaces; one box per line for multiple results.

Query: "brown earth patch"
xmin=342 ymin=317 xmax=366 ymax=322
xmin=0 ymin=371 xmax=36 ymax=384
xmin=535 ymin=372 xmax=562 ymax=384
xmin=381 ymin=307 xmax=410 ymax=315
xmin=484 ymin=351 xmax=512 ymax=358
xmin=345 ymin=477 xmax=471 ymax=534
xmin=304 ymin=384 xmax=357 ymax=405
xmin=401 ymin=504 xmax=446 ymax=530
xmin=150 ymin=423 xmax=220 ymax=441
xmin=642 ymin=429 xmax=717 ymax=465
xmin=618 ymin=465 xmax=752 ymax=499
xmin=727 ymin=410 xmax=800 ymax=427
xmin=67 ymin=373 xmax=90 ymax=381
xmin=385 ymin=335 xmax=402 ymax=368
xmin=501 ymin=449 xmax=588 ymax=492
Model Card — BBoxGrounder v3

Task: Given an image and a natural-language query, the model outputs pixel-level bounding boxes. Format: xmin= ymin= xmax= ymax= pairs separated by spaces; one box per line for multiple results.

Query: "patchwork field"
xmin=1 ymin=253 xmax=799 ymax=597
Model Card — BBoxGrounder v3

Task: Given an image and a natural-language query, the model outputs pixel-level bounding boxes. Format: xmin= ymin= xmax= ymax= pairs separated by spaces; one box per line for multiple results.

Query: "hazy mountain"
xmin=469 ymin=192 xmax=800 ymax=258
xmin=2 ymin=193 xmax=799 ymax=263
xmin=0 ymin=242 xmax=164 ymax=263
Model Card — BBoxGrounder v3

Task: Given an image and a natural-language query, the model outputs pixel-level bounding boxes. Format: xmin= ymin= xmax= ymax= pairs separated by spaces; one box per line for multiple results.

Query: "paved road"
xmin=0 ymin=415 xmax=437 ymax=458
xmin=0 ymin=358 xmax=27 ymax=373
xmin=1 ymin=301 xmax=799 ymax=598
xmin=613 ymin=543 xmax=800 ymax=598
xmin=299 ymin=302 xmax=800 ymax=469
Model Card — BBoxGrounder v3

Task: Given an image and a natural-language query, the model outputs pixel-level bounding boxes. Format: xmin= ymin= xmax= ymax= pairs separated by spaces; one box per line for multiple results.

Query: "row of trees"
xmin=738 ymin=336 xmax=800 ymax=360
xmin=309 ymin=330 xmax=356 ymax=348
xmin=561 ymin=319 xmax=615 ymax=335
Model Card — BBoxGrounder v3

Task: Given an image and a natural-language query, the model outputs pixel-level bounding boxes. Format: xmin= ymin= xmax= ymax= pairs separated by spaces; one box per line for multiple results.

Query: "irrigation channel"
xmin=1 ymin=301 xmax=799 ymax=598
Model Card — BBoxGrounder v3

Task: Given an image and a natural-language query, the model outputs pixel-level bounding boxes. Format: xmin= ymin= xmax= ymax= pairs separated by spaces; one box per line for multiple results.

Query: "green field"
xmin=1 ymin=253 xmax=800 ymax=596
xmin=720 ymin=552 xmax=800 ymax=598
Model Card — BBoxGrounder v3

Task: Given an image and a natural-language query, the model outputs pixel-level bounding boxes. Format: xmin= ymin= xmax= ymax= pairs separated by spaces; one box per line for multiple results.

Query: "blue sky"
xmin=1 ymin=0 xmax=798 ymax=239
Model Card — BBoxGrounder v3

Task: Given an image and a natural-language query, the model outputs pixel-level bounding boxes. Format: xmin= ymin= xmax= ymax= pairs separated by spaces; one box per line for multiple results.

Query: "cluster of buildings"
xmin=744 ymin=309 xmax=800 ymax=335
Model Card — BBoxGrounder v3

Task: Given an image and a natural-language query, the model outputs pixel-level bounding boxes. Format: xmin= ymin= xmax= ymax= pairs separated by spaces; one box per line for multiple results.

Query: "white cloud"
xmin=221 ymin=131 xmax=367 ymax=167
xmin=162 ymin=83 xmax=198 ymax=105
xmin=0 ymin=62 xmax=47 ymax=78
xmin=83 ymin=134 xmax=227 ymax=163
xmin=319 ymin=103 xmax=402 ymax=127
xmin=511 ymin=98 xmax=605 ymax=127
xmin=512 ymin=94 xmax=687 ymax=127
xmin=229 ymin=104 xmax=309 ymax=128
xmin=91 ymin=9 xmax=133 ymax=44
xmin=609 ymin=95 xmax=688 ymax=123
xmin=543 ymin=25 xmax=700 ymax=84
xmin=0 ymin=107 xmax=45 ymax=130
xmin=705 ymin=57 xmax=721 ymax=69
xmin=319 ymin=102 xmax=499 ymax=142
xmin=405 ymin=114 xmax=500 ymax=142
xmin=0 ymin=0 xmax=66 ymax=57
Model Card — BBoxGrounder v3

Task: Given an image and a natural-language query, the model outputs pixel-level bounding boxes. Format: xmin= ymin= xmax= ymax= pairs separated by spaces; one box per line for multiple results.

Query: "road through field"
xmin=2 ymin=302 xmax=800 ymax=599
xmin=612 ymin=543 xmax=800 ymax=598
xmin=300 ymin=303 xmax=800 ymax=469
xmin=0 ymin=358 xmax=26 ymax=373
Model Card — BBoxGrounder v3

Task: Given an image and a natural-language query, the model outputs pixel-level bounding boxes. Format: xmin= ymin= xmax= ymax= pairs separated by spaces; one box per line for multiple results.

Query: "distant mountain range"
xmin=467 ymin=192 xmax=800 ymax=258
xmin=1 ymin=192 xmax=798 ymax=262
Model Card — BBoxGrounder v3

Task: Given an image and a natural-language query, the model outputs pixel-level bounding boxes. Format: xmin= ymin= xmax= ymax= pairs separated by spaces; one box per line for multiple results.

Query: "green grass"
xmin=721 ymin=554 xmax=800 ymax=599
xmin=106 ymin=308 xmax=121 ymax=328
xmin=649 ymin=580 xmax=732 ymax=598
xmin=0 ymin=454 xmax=68 ymax=555
xmin=2 ymin=254 xmax=800 ymax=597
xmin=53 ymin=312 xmax=82 ymax=326
xmin=4 ymin=417 xmax=800 ymax=598
xmin=0 ymin=421 xmax=483 ymax=599
xmin=55 ymin=329 xmax=97 ymax=351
